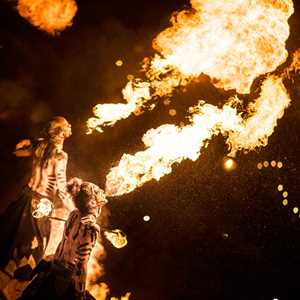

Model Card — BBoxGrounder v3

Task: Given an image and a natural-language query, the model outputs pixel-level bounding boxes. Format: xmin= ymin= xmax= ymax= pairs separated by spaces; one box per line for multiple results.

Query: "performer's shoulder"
xmin=55 ymin=149 xmax=68 ymax=160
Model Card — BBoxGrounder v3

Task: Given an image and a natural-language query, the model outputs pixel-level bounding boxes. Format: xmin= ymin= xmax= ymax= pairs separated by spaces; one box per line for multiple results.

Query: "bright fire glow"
xmin=227 ymin=76 xmax=291 ymax=156
xmin=87 ymin=80 xmax=151 ymax=134
xmin=105 ymin=75 xmax=290 ymax=196
xmin=223 ymin=157 xmax=237 ymax=171
xmin=104 ymin=229 xmax=128 ymax=249
xmin=87 ymin=0 xmax=294 ymax=133
xmin=17 ymin=0 xmax=78 ymax=34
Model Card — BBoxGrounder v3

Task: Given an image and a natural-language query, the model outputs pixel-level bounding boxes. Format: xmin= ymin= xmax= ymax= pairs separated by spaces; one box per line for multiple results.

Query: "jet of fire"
xmin=227 ymin=75 xmax=291 ymax=156
xmin=17 ymin=0 xmax=78 ymax=34
xmin=105 ymin=75 xmax=291 ymax=196
xmin=87 ymin=0 xmax=293 ymax=134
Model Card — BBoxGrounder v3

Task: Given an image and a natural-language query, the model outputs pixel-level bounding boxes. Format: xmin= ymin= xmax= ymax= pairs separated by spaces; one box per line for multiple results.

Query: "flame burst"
xmin=105 ymin=75 xmax=291 ymax=196
xmin=17 ymin=0 xmax=78 ymax=34
xmin=87 ymin=0 xmax=293 ymax=133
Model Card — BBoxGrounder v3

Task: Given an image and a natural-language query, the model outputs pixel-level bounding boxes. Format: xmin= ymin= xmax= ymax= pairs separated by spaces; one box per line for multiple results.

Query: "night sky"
xmin=1 ymin=0 xmax=300 ymax=299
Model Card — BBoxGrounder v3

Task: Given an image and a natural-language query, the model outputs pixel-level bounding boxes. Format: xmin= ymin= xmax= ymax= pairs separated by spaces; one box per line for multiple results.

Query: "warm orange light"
xmin=282 ymin=199 xmax=288 ymax=206
xmin=169 ymin=109 xmax=177 ymax=116
xmin=115 ymin=60 xmax=123 ymax=67
xmin=87 ymin=0 xmax=294 ymax=136
xmin=143 ymin=215 xmax=151 ymax=222
xmin=293 ymin=207 xmax=299 ymax=214
xmin=283 ymin=191 xmax=288 ymax=198
xmin=257 ymin=162 xmax=263 ymax=170
xmin=277 ymin=161 xmax=283 ymax=168
xmin=223 ymin=157 xmax=237 ymax=172
xmin=277 ymin=184 xmax=284 ymax=192
xmin=17 ymin=0 xmax=77 ymax=34
xmin=271 ymin=160 xmax=277 ymax=167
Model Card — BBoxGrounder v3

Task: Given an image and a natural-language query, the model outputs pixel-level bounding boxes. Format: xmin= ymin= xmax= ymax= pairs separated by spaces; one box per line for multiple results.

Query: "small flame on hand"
xmin=104 ymin=229 xmax=128 ymax=249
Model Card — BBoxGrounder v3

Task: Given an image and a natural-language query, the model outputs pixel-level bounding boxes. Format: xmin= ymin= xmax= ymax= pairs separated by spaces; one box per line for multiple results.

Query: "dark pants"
xmin=0 ymin=188 xmax=50 ymax=273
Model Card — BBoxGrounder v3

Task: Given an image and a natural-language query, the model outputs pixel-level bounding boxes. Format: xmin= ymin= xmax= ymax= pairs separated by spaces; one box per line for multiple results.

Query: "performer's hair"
xmin=67 ymin=179 xmax=107 ymax=214
xmin=35 ymin=116 xmax=70 ymax=168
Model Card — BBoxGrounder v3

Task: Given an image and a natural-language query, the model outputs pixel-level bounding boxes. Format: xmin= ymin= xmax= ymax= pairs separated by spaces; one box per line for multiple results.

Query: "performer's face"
xmin=63 ymin=121 xmax=72 ymax=138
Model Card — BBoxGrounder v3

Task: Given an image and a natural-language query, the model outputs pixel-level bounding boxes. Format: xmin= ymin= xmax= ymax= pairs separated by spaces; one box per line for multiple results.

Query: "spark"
xmin=143 ymin=215 xmax=151 ymax=222
xmin=223 ymin=157 xmax=237 ymax=172
xmin=115 ymin=60 xmax=123 ymax=67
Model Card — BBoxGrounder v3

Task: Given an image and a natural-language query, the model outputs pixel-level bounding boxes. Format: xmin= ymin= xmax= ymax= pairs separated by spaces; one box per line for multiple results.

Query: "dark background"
xmin=1 ymin=0 xmax=300 ymax=299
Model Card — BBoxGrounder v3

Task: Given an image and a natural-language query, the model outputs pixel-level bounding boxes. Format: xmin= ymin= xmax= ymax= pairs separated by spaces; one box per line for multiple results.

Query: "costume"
xmin=18 ymin=182 xmax=107 ymax=300
xmin=0 ymin=117 xmax=72 ymax=278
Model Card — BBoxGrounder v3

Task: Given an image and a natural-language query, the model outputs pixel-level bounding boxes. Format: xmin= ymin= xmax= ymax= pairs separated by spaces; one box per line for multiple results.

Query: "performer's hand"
xmin=15 ymin=139 xmax=31 ymax=150
xmin=14 ymin=139 xmax=33 ymax=157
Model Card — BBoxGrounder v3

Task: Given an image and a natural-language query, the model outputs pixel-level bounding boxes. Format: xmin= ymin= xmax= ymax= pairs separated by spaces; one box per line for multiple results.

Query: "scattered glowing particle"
xmin=263 ymin=161 xmax=269 ymax=168
xmin=277 ymin=184 xmax=284 ymax=192
xmin=283 ymin=191 xmax=288 ymax=198
xmin=179 ymin=121 xmax=185 ymax=127
xmin=257 ymin=162 xmax=263 ymax=170
xmin=222 ymin=233 xmax=229 ymax=239
xmin=293 ymin=207 xmax=299 ymax=214
xmin=169 ymin=109 xmax=177 ymax=116
xmin=223 ymin=157 xmax=237 ymax=172
xmin=282 ymin=199 xmax=288 ymax=206
xmin=163 ymin=99 xmax=171 ymax=106
xmin=143 ymin=215 xmax=150 ymax=222
xmin=277 ymin=161 xmax=283 ymax=168
xmin=271 ymin=160 xmax=277 ymax=167
xmin=115 ymin=60 xmax=123 ymax=67
xmin=127 ymin=74 xmax=134 ymax=81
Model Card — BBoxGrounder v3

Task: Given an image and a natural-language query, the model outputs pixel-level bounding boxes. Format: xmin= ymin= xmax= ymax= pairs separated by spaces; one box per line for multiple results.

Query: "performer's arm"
xmin=14 ymin=139 xmax=33 ymax=157
xmin=55 ymin=152 xmax=74 ymax=211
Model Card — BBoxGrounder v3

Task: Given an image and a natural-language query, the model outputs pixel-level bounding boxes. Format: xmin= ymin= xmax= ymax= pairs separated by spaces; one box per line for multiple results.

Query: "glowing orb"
xmin=277 ymin=184 xmax=284 ymax=192
xmin=143 ymin=215 xmax=151 ymax=222
xmin=115 ymin=60 xmax=123 ymax=67
xmin=223 ymin=157 xmax=237 ymax=172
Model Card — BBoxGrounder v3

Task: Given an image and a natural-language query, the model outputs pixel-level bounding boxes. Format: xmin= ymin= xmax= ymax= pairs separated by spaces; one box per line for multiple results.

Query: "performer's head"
xmin=45 ymin=116 xmax=72 ymax=144
xmin=68 ymin=179 xmax=107 ymax=217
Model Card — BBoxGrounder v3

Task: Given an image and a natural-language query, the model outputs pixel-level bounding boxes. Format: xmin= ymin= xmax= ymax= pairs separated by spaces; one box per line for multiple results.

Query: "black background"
xmin=1 ymin=0 xmax=300 ymax=299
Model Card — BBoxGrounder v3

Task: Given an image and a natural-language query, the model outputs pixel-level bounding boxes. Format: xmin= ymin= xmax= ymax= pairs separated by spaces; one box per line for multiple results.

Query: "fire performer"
xmin=0 ymin=116 xmax=73 ymax=280
xmin=18 ymin=180 xmax=107 ymax=300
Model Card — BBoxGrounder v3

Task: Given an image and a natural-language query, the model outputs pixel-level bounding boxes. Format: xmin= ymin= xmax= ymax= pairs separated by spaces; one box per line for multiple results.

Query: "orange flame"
xmin=17 ymin=0 xmax=78 ymax=34
xmin=105 ymin=75 xmax=291 ymax=196
xmin=227 ymin=75 xmax=291 ymax=156
xmin=87 ymin=0 xmax=294 ymax=134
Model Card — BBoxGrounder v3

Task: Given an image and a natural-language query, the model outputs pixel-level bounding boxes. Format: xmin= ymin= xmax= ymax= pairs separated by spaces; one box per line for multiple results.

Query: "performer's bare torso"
xmin=28 ymin=143 xmax=69 ymax=204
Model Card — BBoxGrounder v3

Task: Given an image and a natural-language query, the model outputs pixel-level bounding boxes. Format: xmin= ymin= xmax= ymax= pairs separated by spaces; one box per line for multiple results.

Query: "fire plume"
xmin=105 ymin=75 xmax=291 ymax=197
xmin=87 ymin=0 xmax=293 ymax=134
xmin=227 ymin=75 xmax=291 ymax=156
xmin=17 ymin=0 xmax=78 ymax=34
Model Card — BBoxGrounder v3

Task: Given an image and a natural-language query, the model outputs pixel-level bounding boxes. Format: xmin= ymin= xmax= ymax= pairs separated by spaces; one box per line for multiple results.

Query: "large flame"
xmin=87 ymin=0 xmax=293 ymax=133
xmin=17 ymin=0 xmax=78 ymax=34
xmin=150 ymin=0 xmax=293 ymax=93
xmin=227 ymin=75 xmax=291 ymax=155
xmin=105 ymin=75 xmax=290 ymax=196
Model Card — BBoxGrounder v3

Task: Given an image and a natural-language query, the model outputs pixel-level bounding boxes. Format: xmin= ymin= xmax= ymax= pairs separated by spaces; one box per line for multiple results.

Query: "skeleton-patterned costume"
xmin=18 ymin=182 xmax=107 ymax=300
xmin=0 ymin=117 xmax=72 ymax=281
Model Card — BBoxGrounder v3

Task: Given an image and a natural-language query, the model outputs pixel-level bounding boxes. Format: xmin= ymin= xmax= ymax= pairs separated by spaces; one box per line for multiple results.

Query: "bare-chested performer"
xmin=0 ymin=116 xmax=73 ymax=290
